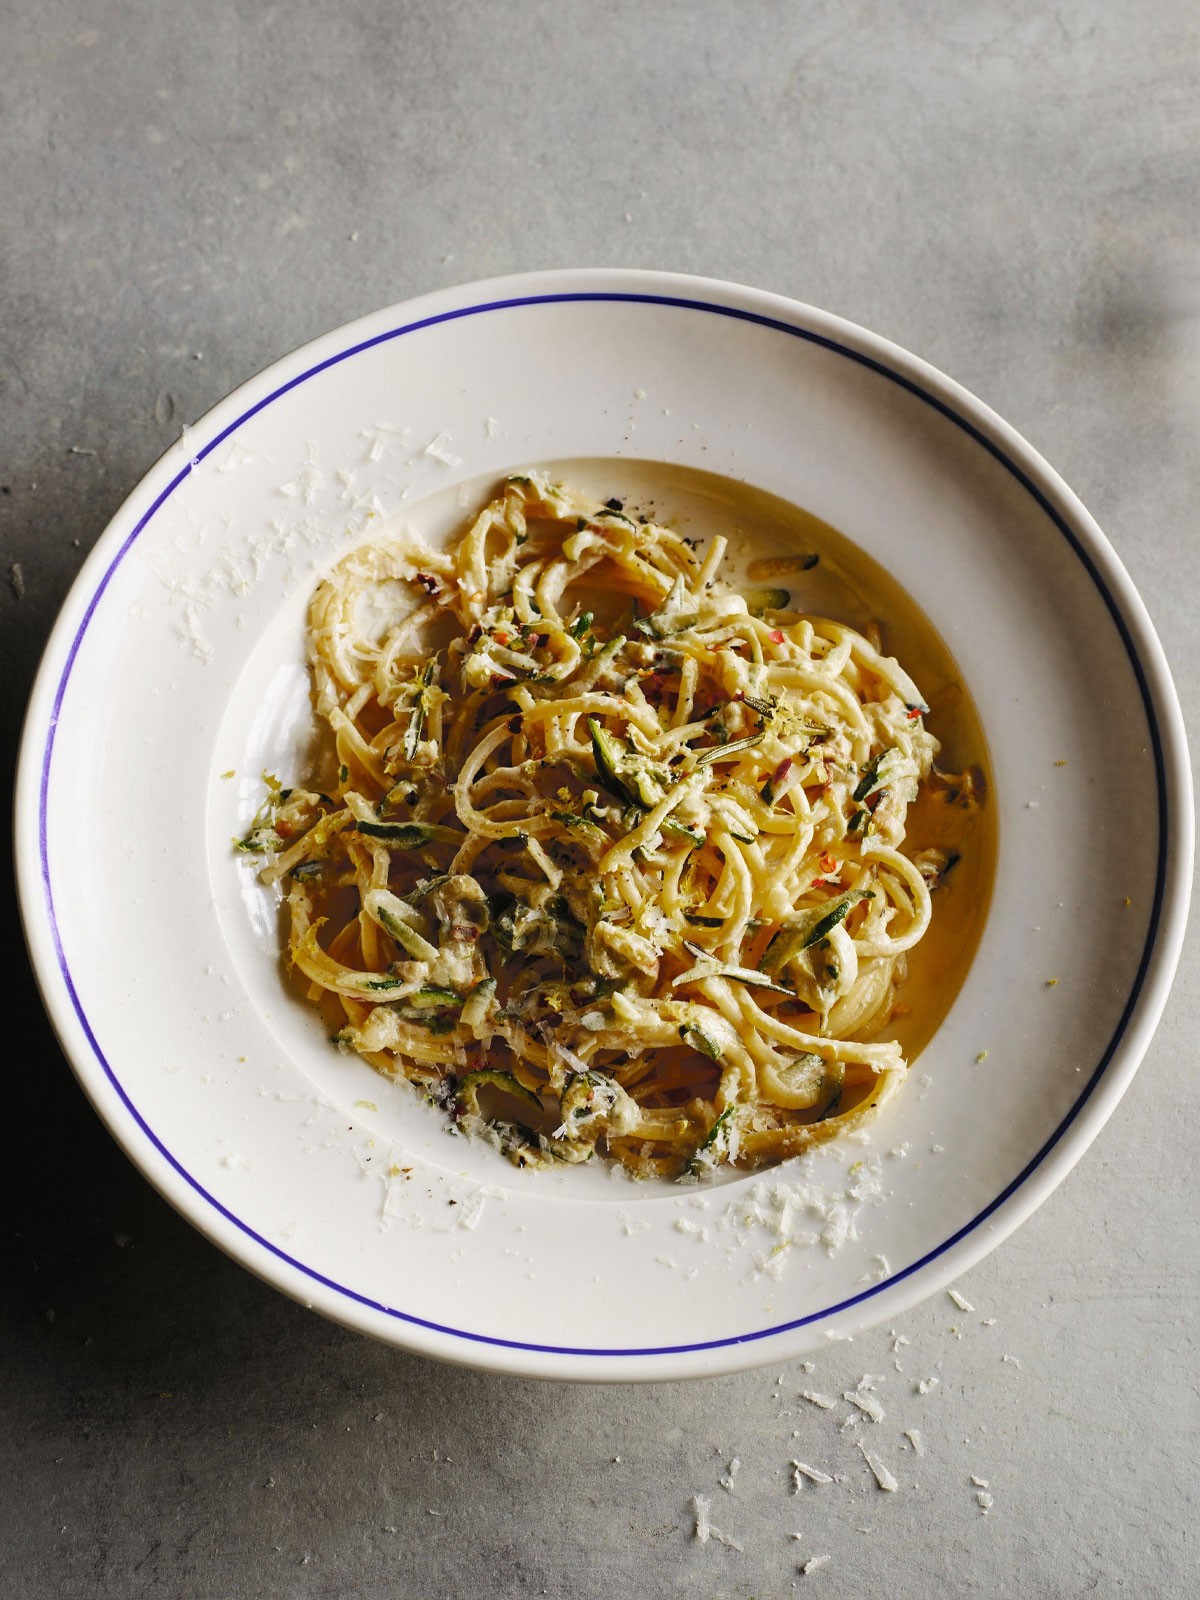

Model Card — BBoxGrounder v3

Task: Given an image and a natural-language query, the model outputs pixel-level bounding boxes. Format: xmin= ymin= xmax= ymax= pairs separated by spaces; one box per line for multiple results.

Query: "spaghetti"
xmin=239 ymin=475 xmax=972 ymax=1179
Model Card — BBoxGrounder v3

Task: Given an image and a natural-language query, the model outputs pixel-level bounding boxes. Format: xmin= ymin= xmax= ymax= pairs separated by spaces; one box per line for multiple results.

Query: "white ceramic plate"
xmin=15 ymin=270 xmax=1191 ymax=1381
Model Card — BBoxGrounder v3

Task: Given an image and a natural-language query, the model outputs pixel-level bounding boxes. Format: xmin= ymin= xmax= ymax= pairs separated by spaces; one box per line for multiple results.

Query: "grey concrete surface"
xmin=2 ymin=2 xmax=1197 ymax=1596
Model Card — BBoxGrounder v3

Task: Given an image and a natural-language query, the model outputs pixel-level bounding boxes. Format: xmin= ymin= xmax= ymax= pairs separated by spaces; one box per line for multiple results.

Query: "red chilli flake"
xmin=819 ymin=850 xmax=837 ymax=874
xmin=769 ymin=628 xmax=785 ymax=645
xmin=494 ymin=631 xmax=509 ymax=645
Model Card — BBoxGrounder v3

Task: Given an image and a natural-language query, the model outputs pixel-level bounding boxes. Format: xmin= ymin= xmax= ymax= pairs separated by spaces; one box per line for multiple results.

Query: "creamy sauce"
xmin=530 ymin=458 xmax=997 ymax=1064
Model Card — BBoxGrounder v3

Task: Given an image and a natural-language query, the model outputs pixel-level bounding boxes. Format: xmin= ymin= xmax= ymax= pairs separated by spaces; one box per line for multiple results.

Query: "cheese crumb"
xmin=691 ymin=1495 xmax=711 ymax=1543
xmin=690 ymin=1495 xmax=741 ymax=1549
xmin=903 ymin=1429 xmax=925 ymax=1457
xmin=857 ymin=1442 xmax=898 ymax=1492
xmin=947 ymin=1289 xmax=975 ymax=1313
xmin=916 ymin=1376 xmax=939 ymax=1395
xmin=423 ymin=431 xmax=461 ymax=467
xmin=976 ymin=1490 xmax=994 ymax=1512
xmin=790 ymin=1462 xmax=832 ymax=1489
xmin=799 ymin=1391 xmax=837 ymax=1410
xmin=801 ymin=1554 xmax=830 ymax=1575
xmin=843 ymin=1389 xmax=885 ymax=1423
xmin=674 ymin=1217 xmax=710 ymax=1241
xmin=970 ymin=1475 xmax=989 ymax=1488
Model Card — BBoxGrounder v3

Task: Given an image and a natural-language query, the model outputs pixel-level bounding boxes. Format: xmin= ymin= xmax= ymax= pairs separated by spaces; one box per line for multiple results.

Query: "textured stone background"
xmin=2 ymin=2 xmax=1197 ymax=1595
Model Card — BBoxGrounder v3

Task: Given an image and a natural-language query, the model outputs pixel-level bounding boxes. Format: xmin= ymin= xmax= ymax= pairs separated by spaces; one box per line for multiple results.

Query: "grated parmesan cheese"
xmin=218 ymin=441 xmax=256 ymax=473
xmin=674 ymin=1217 xmax=710 ymax=1241
xmin=716 ymin=1153 xmax=887 ymax=1277
xmin=801 ymin=1555 xmax=831 ymax=1575
xmin=903 ymin=1429 xmax=925 ymax=1456
xmin=856 ymin=1442 xmax=898 ymax=1492
xmin=423 ymin=430 xmax=462 ymax=467
xmin=842 ymin=1389 xmax=885 ymax=1423
xmin=947 ymin=1289 xmax=975 ymax=1313
xmin=691 ymin=1496 xmax=711 ymax=1543
xmin=361 ymin=424 xmax=408 ymax=463
xmin=452 ymin=1184 xmax=504 ymax=1231
xmin=690 ymin=1495 xmax=742 ymax=1550
xmin=617 ymin=1210 xmax=650 ymax=1236
xmin=790 ymin=1462 xmax=832 ymax=1489
xmin=800 ymin=1391 xmax=837 ymax=1411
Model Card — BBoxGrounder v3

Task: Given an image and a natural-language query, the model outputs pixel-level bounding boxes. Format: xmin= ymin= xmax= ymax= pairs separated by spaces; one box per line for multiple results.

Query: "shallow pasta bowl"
xmin=14 ymin=269 xmax=1192 ymax=1380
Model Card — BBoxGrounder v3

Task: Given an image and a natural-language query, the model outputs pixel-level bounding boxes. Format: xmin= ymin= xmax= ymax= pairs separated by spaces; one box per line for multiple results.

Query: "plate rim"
xmin=14 ymin=267 xmax=1194 ymax=1380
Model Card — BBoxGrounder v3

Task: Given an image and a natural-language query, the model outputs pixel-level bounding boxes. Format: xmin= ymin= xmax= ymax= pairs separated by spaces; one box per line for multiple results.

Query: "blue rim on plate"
xmin=17 ymin=273 xmax=1193 ymax=1369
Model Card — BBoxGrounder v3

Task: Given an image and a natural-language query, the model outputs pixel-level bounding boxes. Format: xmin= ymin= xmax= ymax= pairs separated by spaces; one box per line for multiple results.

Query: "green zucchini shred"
xmin=743 ymin=586 xmax=791 ymax=615
xmin=587 ymin=716 xmax=666 ymax=810
xmin=760 ymin=890 xmax=874 ymax=973
xmin=853 ymin=748 xmax=896 ymax=804
xmin=679 ymin=1023 xmax=723 ymax=1061
xmin=693 ymin=733 xmax=763 ymax=768
xmin=356 ymin=820 xmax=461 ymax=846
xmin=684 ymin=1106 xmax=736 ymax=1175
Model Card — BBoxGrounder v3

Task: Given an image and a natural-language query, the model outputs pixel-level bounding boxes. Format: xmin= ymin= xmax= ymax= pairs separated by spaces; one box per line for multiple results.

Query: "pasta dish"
xmin=238 ymin=475 xmax=974 ymax=1179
